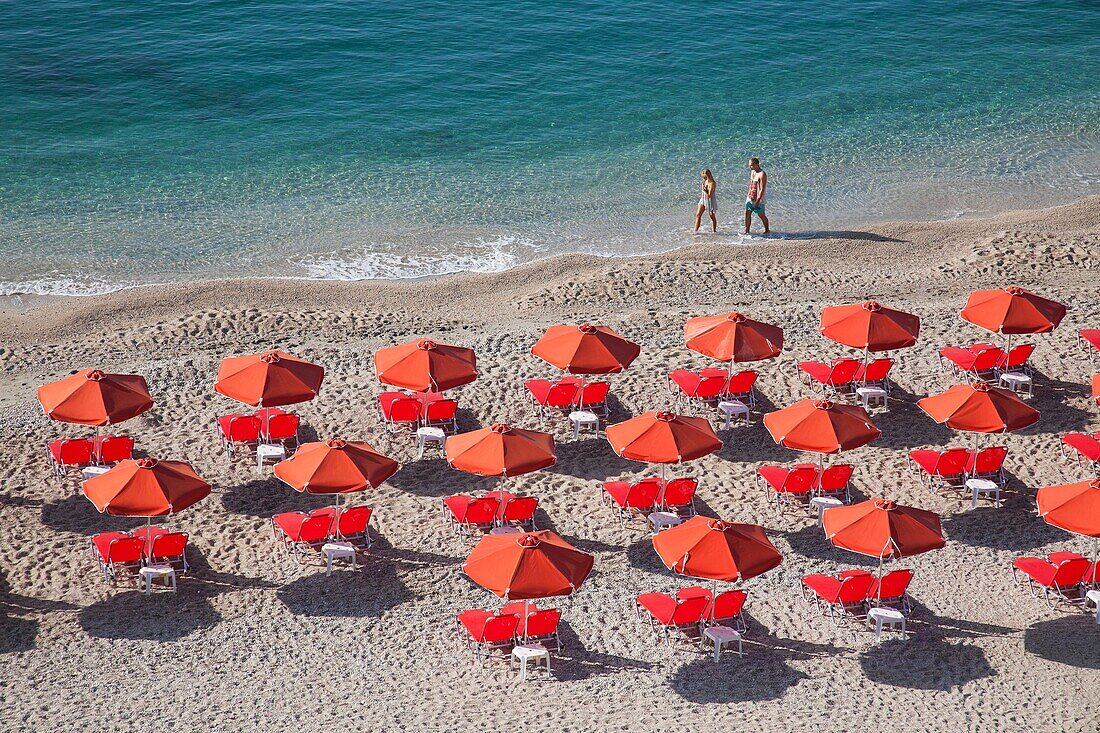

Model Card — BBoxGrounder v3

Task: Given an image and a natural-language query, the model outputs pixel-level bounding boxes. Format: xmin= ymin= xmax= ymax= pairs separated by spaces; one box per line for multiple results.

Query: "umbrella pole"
xmin=335 ymin=494 xmax=343 ymax=539
xmin=1092 ymin=536 xmax=1098 ymax=591
xmin=524 ymin=599 xmax=530 ymax=638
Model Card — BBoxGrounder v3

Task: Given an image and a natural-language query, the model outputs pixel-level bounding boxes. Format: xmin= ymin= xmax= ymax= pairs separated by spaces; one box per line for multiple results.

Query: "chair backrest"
xmin=524 ymin=379 xmax=552 ymax=403
xmin=873 ymin=569 xmax=913 ymax=601
xmin=971 ymin=348 xmax=1004 ymax=371
xmin=225 ymin=415 xmax=262 ymax=442
xmin=1052 ymin=558 xmax=1090 ymax=586
xmin=837 ymin=573 xmax=876 ymax=603
xmin=625 ymin=479 xmax=661 ymax=508
xmin=661 ymin=478 xmax=697 ymax=506
xmin=829 ymin=359 xmax=861 ymax=384
xmin=425 ymin=399 xmax=458 ymax=421
xmin=693 ymin=375 xmax=727 ymax=399
xmin=545 ymin=383 xmax=580 ymax=408
xmin=97 ymin=435 xmax=134 ymax=463
xmin=149 ymin=532 xmax=188 ymax=560
xmin=973 ymin=446 xmax=1007 ymax=473
xmin=296 ymin=514 xmax=334 ymax=543
xmin=386 ymin=398 xmax=422 ymax=423
xmin=1005 ymin=343 xmax=1034 ymax=368
xmin=670 ymin=596 xmax=709 ymax=625
xmin=668 ymin=370 xmax=700 ymax=395
xmin=710 ymin=590 xmax=747 ymax=621
xmin=726 ymin=370 xmax=757 ymax=394
xmin=861 ymin=358 xmax=893 ymax=382
xmin=337 ymin=505 xmax=372 ymax=536
xmin=57 ymin=439 xmax=94 ymax=465
xmin=819 ymin=465 xmax=853 ymax=491
xmin=461 ymin=497 xmax=500 ymax=524
xmin=501 ymin=496 xmax=538 ymax=522
xmin=783 ymin=467 xmax=819 ymax=495
xmin=521 ymin=608 xmax=561 ymax=637
xmin=107 ymin=536 xmax=146 ymax=564
xmin=936 ymin=448 xmax=971 ymax=476
xmin=580 ymin=381 xmax=609 ymax=406
xmin=265 ymin=413 xmax=300 ymax=440
xmin=480 ymin=614 xmax=520 ymax=642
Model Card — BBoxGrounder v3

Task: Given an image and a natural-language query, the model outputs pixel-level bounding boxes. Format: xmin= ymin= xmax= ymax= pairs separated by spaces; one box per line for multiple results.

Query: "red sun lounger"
xmin=1012 ymin=555 xmax=1090 ymax=607
xmin=91 ymin=532 xmax=146 ymax=585
xmin=48 ymin=438 xmax=94 ymax=479
xmin=908 ymin=447 xmax=970 ymax=491
xmin=457 ymin=611 xmax=520 ymax=664
xmin=1061 ymin=433 xmax=1100 ymax=471
xmin=801 ymin=571 xmax=876 ymax=623
xmin=217 ymin=414 xmax=262 ymax=458
xmin=603 ymin=479 xmax=661 ymax=527
xmin=442 ymin=495 xmax=500 ymax=538
xmin=635 ymin=592 xmax=709 ymax=645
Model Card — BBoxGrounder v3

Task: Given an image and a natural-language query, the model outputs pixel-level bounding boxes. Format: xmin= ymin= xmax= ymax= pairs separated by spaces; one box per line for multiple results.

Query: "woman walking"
xmin=694 ymin=169 xmax=718 ymax=234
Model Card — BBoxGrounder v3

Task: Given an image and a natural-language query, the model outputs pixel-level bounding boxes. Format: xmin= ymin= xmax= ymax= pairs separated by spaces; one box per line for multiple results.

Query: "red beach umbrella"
xmin=819 ymin=301 xmax=920 ymax=353
xmin=1037 ymin=479 xmax=1100 ymax=539
xmin=763 ymin=399 xmax=880 ymax=455
xmin=273 ymin=438 xmax=398 ymax=494
xmin=463 ymin=531 xmax=594 ymax=600
xmin=82 ymin=457 xmax=210 ymax=517
xmin=214 ymin=350 xmax=324 ymax=407
xmin=605 ymin=411 xmax=722 ymax=464
xmin=37 ymin=369 xmax=153 ymax=427
xmin=445 ymin=424 xmax=557 ymax=478
xmin=373 ymin=338 xmax=477 ymax=392
xmin=652 ymin=516 xmax=783 ymax=583
xmin=917 ymin=382 xmax=1039 ymax=433
xmin=684 ymin=312 xmax=783 ymax=365
xmin=823 ymin=498 xmax=945 ymax=560
xmin=532 ymin=324 xmax=640 ymax=374
xmin=960 ymin=286 xmax=1066 ymax=335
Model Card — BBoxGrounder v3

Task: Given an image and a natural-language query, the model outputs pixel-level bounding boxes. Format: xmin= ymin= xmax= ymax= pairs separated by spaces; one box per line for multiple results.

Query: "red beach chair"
xmin=1012 ymin=555 xmax=1090 ymax=607
xmin=378 ymin=392 xmax=421 ymax=434
xmin=756 ymin=465 xmax=818 ymax=513
xmin=668 ymin=370 xmax=726 ymax=412
xmin=47 ymin=438 xmax=94 ymax=479
xmin=801 ymin=571 xmax=875 ymax=622
xmin=908 ymin=447 xmax=970 ymax=491
xmin=798 ymin=358 xmax=861 ymax=397
xmin=815 ymin=464 xmax=853 ymax=502
xmin=1048 ymin=552 xmax=1098 ymax=585
xmin=867 ymin=569 xmax=913 ymax=614
xmin=708 ymin=590 xmax=748 ymax=632
xmin=442 ymin=495 xmax=500 ymax=538
xmin=519 ymin=608 xmax=562 ymax=651
xmin=257 ymin=408 xmax=300 ymax=449
xmin=723 ymin=370 xmax=758 ymax=408
xmin=499 ymin=495 xmax=538 ymax=530
xmin=147 ymin=532 xmax=190 ymax=572
xmin=997 ymin=344 xmax=1034 ymax=375
xmin=216 ymin=414 xmax=262 ymax=458
xmin=658 ymin=478 xmax=697 ymax=516
xmin=423 ymin=399 xmax=459 ymax=433
xmin=854 ymin=358 xmax=894 ymax=392
xmin=92 ymin=435 xmax=134 ymax=465
xmin=326 ymin=505 xmax=373 ymax=547
xmin=91 ymin=532 xmax=145 ymax=585
xmin=1060 ymin=433 xmax=1100 ymax=471
xmin=578 ymin=381 xmax=610 ymax=416
xmin=602 ymin=479 xmax=661 ymax=526
xmin=635 ymin=593 xmax=709 ymax=645
xmin=939 ymin=346 xmax=1003 ymax=381
xmin=1079 ymin=329 xmax=1100 ymax=366
xmin=456 ymin=611 xmax=519 ymax=663
xmin=271 ymin=511 xmax=334 ymax=561
xmin=965 ymin=446 xmax=1007 ymax=486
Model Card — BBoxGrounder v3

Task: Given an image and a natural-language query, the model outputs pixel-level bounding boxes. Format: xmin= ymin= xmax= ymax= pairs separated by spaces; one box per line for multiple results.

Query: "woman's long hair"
xmin=702 ymin=169 xmax=715 ymax=189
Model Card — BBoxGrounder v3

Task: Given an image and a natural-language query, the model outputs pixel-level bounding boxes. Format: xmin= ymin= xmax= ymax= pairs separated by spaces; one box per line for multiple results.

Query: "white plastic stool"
xmin=1087 ymin=590 xmax=1100 ymax=625
xmin=718 ymin=400 xmax=750 ymax=429
xmin=569 ymin=411 xmax=600 ymax=438
xmin=82 ymin=465 xmax=110 ymax=481
xmin=490 ymin=526 xmax=522 ymax=535
xmin=647 ymin=511 xmax=684 ymax=534
xmin=416 ymin=427 xmax=446 ymax=459
xmin=810 ymin=496 xmax=844 ymax=526
xmin=867 ymin=607 xmax=907 ymax=640
xmin=999 ymin=372 xmax=1033 ymax=399
xmin=966 ymin=478 xmax=1001 ymax=510
xmin=322 ymin=541 xmax=358 ymax=576
xmin=704 ymin=626 xmax=743 ymax=661
xmin=856 ymin=386 xmax=888 ymax=412
xmin=511 ymin=644 xmax=550 ymax=682
xmin=256 ymin=443 xmax=285 ymax=472
xmin=139 ymin=564 xmax=177 ymax=595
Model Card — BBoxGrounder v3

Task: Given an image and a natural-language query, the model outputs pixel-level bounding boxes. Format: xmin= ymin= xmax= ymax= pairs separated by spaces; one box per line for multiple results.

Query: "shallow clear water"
xmin=1 ymin=0 xmax=1098 ymax=294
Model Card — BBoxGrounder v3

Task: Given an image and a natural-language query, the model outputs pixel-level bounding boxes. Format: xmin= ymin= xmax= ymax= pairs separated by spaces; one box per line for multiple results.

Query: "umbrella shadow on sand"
xmin=777 ymin=521 xmax=881 ymax=567
xmin=0 ymin=567 xmax=77 ymax=654
xmin=548 ymin=624 xmax=655 ymax=681
xmin=549 ymin=437 xmax=637 ymax=481
xmin=41 ymin=493 xmax=159 ymax=536
xmin=1023 ymin=614 xmax=1100 ymax=669
xmin=218 ymin=477 xmax=325 ymax=518
xmin=276 ymin=559 xmax=414 ymax=618
xmin=940 ymin=500 xmax=1067 ymax=551
xmin=385 ymin=460 xmax=497 ymax=498
xmin=1022 ymin=371 xmax=1094 ymax=435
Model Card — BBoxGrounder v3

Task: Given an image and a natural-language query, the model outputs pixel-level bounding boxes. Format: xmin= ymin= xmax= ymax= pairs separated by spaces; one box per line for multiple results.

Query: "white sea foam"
xmin=0 ymin=275 xmax=140 ymax=297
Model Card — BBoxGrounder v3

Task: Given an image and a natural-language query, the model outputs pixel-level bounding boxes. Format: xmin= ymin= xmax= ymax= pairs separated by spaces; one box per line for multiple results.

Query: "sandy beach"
xmin=0 ymin=198 xmax=1098 ymax=733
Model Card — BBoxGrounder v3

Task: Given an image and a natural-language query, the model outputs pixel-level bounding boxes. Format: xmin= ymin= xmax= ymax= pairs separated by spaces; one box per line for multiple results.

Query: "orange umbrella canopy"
xmin=917 ymin=381 xmax=1039 ymax=433
xmin=82 ymin=457 xmax=210 ymax=517
xmin=605 ymin=411 xmax=722 ymax=464
xmin=373 ymin=338 xmax=477 ymax=392
xmin=819 ymin=300 xmax=920 ymax=352
xmin=683 ymin=312 xmax=783 ymax=363
xmin=532 ymin=323 xmax=640 ymax=374
xmin=274 ymin=438 xmax=399 ymax=494
xmin=1037 ymin=479 xmax=1100 ymax=538
xmin=823 ymin=498 xmax=945 ymax=559
xmin=652 ymin=517 xmax=783 ymax=582
xmin=960 ymin=286 xmax=1067 ymax=335
xmin=37 ymin=369 xmax=154 ymax=426
xmin=214 ymin=350 xmax=324 ymax=407
xmin=463 ymin=531 xmax=594 ymax=600
xmin=445 ymin=424 xmax=556 ymax=477
xmin=763 ymin=399 xmax=880 ymax=454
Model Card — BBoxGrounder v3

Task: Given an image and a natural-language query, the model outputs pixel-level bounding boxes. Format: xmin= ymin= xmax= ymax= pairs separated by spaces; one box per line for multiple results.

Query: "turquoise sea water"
xmin=1 ymin=0 xmax=1098 ymax=294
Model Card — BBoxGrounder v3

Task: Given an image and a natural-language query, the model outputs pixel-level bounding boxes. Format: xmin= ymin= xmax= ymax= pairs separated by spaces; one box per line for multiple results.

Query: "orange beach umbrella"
xmin=274 ymin=439 xmax=398 ymax=494
xmin=684 ymin=312 xmax=783 ymax=364
xmin=917 ymin=382 xmax=1039 ymax=433
xmin=820 ymin=301 xmax=920 ymax=353
xmin=214 ymin=350 xmax=324 ymax=407
xmin=763 ymin=399 xmax=880 ymax=455
xmin=37 ymin=369 xmax=153 ymax=426
xmin=652 ymin=517 xmax=783 ymax=583
xmin=445 ymin=424 xmax=556 ymax=477
xmin=532 ymin=324 xmax=640 ymax=374
xmin=82 ymin=457 xmax=210 ymax=517
xmin=823 ymin=498 xmax=945 ymax=559
xmin=1036 ymin=479 xmax=1100 ymax=539
xmin=605 ymin=411 xmax=722 ymax=464
xmin=373 ymin=338 xmax=477 ymax=392
xmin=463 ymin=531 xmax=594 ymax=600
xmin=960 ymin=286 xmax=1066 ymax=335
